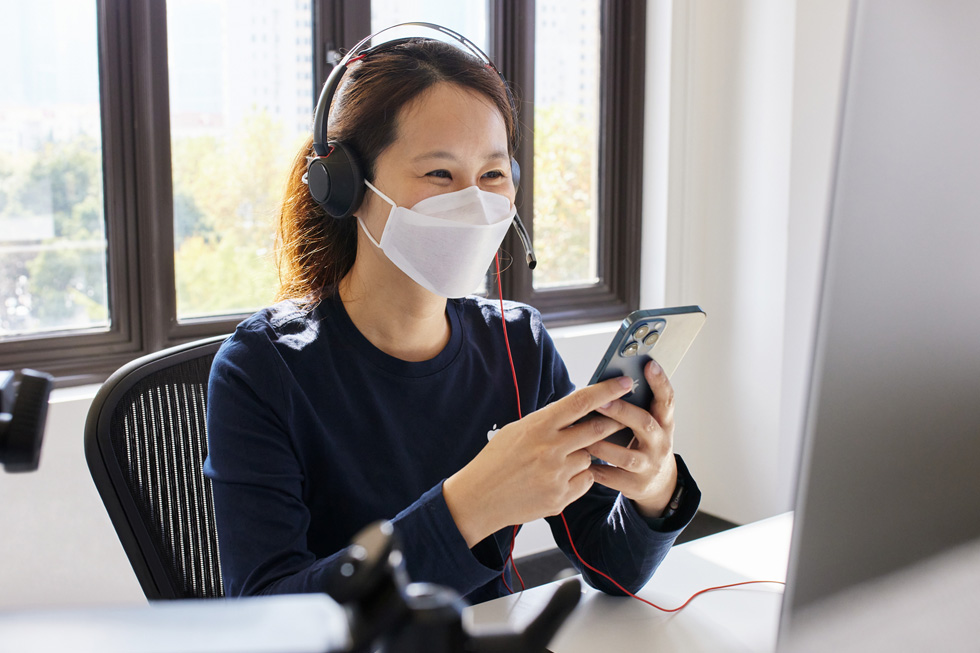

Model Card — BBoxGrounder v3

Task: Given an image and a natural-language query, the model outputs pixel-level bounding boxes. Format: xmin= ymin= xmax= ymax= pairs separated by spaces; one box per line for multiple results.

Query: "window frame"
xmin=0 ymin=0 xmax=644 ymax=386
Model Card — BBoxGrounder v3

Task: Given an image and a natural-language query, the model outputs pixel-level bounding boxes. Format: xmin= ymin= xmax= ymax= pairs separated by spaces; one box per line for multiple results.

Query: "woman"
xmin=205 ymin=34 xmax=699 ymax=604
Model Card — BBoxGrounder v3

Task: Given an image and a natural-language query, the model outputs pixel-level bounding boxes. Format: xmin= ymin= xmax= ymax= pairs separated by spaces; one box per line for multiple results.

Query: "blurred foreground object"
xmin=0 ymin=369 xmax=53 ymax=473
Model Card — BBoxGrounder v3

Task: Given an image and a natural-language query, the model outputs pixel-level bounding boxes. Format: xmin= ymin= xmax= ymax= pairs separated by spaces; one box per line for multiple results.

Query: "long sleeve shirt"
xmin=204 ymin=295 xmax=700 ymax=603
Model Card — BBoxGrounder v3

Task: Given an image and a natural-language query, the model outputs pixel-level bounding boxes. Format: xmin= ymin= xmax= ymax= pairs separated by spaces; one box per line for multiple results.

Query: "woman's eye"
xmin=426 ymin=170 xmax=452 ymax=179
xmin=483 ymin=170 xmax=505 ymax=180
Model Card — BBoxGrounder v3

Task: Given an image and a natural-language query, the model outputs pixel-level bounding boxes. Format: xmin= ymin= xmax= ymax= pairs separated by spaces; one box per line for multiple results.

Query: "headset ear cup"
xmin=307 ymin=141 xmax=365 ymax=219
xmin=510 ymin=157 xmax=521 ymax=193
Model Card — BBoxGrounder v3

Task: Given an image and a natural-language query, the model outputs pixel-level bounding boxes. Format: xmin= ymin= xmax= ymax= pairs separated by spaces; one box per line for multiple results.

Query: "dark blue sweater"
xmin=204 ymin=295 xmax=699 ymax=603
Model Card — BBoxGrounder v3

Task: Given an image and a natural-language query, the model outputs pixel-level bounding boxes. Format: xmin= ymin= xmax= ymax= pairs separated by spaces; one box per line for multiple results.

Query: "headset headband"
xmin=311 ymin=22 xmax=505 ymax=157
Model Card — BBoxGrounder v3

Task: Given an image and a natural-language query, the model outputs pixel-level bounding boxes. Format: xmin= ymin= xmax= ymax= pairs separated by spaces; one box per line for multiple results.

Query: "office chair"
xmin=84 ymin=335 xmax=229 ymax=600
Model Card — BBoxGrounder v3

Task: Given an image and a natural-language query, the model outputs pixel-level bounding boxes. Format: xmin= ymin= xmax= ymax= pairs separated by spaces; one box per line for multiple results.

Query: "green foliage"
xmin=26 ymin=245 xmax=108 ymax=326
xmin=532 ymin=104 xmax=598 ymax=288
xmin=0 ymin=135 xmax=108 ymax=335
xmin=170 ymin=110 xmax=302 ymax=319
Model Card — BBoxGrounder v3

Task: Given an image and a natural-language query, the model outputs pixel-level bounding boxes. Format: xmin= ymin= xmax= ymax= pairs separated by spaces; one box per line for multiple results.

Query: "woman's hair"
xmin=275 ymin=38 xmax=518 ymax=305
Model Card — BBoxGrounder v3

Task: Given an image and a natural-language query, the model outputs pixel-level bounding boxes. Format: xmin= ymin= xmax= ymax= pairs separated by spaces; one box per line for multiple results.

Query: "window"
xmin=167 ymin=1 xmax=313 ymax=319
xmin=0 ymin=2 xmax=108 ymax=338
xmin=0 ymin=0 xmax=645 ymax=385
xmin=532 ymin=0 xmax=601 ymax=290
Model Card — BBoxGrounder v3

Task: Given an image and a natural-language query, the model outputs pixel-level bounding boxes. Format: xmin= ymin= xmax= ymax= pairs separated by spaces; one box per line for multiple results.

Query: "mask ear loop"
xmin=364 ymin=179 xmax=397 ymax=207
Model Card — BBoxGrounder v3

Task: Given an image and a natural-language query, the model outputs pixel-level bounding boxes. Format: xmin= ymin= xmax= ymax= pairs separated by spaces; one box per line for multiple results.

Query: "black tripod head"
xmin=0 ymin=369 xmax=53 ymax=473
xmin=327 ymin=521 xmax=581 ymax=653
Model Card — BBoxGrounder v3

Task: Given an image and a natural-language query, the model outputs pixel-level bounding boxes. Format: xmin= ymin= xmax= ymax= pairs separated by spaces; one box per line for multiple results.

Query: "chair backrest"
xmin=84 ymin=335 xmax=229 ymax=600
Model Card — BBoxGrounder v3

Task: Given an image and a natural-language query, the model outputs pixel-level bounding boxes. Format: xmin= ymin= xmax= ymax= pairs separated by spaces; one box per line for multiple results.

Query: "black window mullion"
xmin=489 ymin=0 xmax=536 ymax=308
xmin=128 ymin=0 xmax=178 ymax=352
xmin=598 ymin=0 xmax=644 ymax=318
xmin=316 ymin=1 xmax=372 ymax=93
xmin=102 ymin=0 xmax=141 ymax=360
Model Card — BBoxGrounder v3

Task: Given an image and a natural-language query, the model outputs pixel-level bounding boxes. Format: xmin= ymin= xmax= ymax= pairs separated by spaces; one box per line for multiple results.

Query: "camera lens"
xmin=621 ymin=342 xmax=639 ymax=357
xmin=632 ymin=325 xmax=650 ymax=340
xmin=643 ymin=332 xmax=660 ymax=347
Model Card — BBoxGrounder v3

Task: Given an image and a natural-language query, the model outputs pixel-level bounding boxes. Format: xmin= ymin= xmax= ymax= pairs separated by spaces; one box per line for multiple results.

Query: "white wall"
xmin=777 ymin=0 xmax=850 ymax=513
xmin=651 ymin=0 xmax=849 ymax=524
xmin=0 ymin=386 xmax=144 ymax=609
xmin=658 ymin=0 xmax=798 ymax=524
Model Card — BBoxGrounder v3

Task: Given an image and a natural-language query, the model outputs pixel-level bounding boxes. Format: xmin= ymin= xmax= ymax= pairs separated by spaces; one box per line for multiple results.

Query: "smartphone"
xmin=589 ymin=306 xmax=706 ymax=447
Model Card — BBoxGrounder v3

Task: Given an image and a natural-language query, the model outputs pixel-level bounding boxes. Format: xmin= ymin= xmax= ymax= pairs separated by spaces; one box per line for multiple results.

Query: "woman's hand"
xmin=443 ymin=375 xmax=635 ymax=547
xmin=585 ymin=360 xmax=679 ymax=519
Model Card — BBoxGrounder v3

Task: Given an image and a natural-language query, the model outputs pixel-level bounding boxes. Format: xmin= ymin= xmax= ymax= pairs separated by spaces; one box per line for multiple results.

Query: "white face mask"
xmin=358 ymin=180 xmax=516 ymax=298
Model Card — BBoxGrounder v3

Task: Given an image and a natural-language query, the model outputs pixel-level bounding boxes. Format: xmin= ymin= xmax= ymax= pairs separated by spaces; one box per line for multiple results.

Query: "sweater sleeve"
xmin=204 ymin=325 xmax=502 ymax=599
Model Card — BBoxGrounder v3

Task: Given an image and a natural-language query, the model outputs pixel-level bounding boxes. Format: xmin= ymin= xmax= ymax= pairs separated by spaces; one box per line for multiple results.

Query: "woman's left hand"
xmin=585 ymin=360 xmax=679 ymax=519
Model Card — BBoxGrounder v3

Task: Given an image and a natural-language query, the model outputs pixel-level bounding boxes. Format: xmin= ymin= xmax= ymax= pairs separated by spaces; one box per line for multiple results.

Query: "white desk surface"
xmin=466 ymin=512 xmax=793 ymax=653
xmin=0 ymin=594 xmax=350 ymax=653
xmin=0 ymin=514 xmax=792 ymax=653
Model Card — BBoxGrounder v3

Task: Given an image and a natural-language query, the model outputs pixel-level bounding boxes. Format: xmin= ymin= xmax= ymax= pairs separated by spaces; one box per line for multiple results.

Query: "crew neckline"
xmin=321 ymin=294 xmax=464 ymax=378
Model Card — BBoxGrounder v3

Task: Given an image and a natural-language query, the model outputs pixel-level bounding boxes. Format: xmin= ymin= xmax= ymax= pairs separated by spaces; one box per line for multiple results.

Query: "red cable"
xmin=559 ymin=512 xmax=783 ymax=612
xmin=495 ymin=252 xmax=526 ymax=593
xmin=493 ymin=251 xmax=780 ymax=609
xmin=495 ymin=253 xmax=523 ymax=422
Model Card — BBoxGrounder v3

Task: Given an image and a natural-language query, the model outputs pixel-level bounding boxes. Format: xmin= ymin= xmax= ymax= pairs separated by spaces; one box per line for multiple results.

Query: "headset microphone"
xmin=512 ymin=212 xmax=536 ymax=270
xmin=506 ymin=157 xmax=536 ymax=269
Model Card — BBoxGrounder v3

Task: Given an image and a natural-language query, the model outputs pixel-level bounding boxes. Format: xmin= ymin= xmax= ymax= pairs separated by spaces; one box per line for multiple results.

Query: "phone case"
xmin=589 ymin=306 xmax=706 ymax=447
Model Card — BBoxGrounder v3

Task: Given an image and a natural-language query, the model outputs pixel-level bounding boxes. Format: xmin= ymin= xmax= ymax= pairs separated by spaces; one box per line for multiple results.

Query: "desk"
xmin=466 ymin=512 xmax=793 ymax=653
xmin=0 ymin=515 xmax=792 ymax=652
xmin=0 ymin=594 xmax=349 ymax=653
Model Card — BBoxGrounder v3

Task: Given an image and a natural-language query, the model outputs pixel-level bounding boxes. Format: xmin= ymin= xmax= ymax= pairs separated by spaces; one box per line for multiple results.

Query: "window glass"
xmin=370 ymin=0 xmax=488 ymax=51
xmin=532 ymin=0 xmax=600 ymax=289
xmin=0 ymin=0 xmax=108 ymax=338
xmin=167 ymin=0 xmax=313 ymax=320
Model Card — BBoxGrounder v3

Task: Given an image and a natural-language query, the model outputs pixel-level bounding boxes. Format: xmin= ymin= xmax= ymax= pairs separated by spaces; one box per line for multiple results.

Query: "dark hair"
xmin=275 ymin=38 xmax=518 ymax=305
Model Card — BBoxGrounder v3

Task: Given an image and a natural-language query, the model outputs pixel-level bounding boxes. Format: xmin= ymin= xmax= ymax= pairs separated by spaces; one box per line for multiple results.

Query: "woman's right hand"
xmin=443 ymin=375 xmax=635 ymax=547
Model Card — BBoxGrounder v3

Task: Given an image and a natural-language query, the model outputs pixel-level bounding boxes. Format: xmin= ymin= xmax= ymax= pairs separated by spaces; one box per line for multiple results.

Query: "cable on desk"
xmin=560 ymin=512 xmax=784 ymax=612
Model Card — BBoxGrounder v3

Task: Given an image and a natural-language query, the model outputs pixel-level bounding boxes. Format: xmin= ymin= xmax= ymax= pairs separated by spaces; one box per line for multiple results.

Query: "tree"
xmin=532 ymin=104 xmax=597 ymax=288
xmin=171 ymin=110 xmax=301 ymax=318
xmin=0 ymin=134 xmax=108 ymax=334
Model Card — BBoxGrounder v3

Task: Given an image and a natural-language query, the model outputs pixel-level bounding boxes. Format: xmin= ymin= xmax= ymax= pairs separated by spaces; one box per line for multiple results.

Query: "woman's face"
xmin=356 ymin=81 xmax=515 ymax=238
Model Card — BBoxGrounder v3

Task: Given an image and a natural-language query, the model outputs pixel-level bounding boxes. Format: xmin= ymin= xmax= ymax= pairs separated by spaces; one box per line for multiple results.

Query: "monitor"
xmin=780 ymin=0 xmax=980 ymax=639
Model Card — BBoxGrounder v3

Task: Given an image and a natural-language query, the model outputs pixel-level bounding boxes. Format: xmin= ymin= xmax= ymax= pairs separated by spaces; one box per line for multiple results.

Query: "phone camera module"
xmin=621 ymin=342 xmax=640 ymax=357
xmin=643 ymin=332 xmax=661 ymax=347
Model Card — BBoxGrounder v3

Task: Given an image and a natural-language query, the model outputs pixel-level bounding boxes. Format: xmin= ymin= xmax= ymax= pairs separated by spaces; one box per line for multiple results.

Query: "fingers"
xmin=588 ymin=463 xmax=633 ymax=495
xmin=542 ymin=375 xmax=633 ymax=427
xmin=560 ymin=413 xmax=629 ymax=453
xmin=587 ymin=438 xmax=645 ymax=472
xmin=594 ymin=397 xmax=668 ymax=452
xmin=558 ymin=376 xmax=634 ymax=421
xmin=646 ymin=360 xmax=675 ymax=428
xmin=589 ymin=457 xmax=676 ymax=514
xmin=565 ymin=468 xmax=597 ymax=507
xmin=568 ymin=448 xmax=594 ymax=474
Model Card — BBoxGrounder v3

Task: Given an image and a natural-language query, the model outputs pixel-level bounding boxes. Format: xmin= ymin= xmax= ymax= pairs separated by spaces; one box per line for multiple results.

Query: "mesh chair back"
xmin=85 ymin=335 xmax=228 ymax=600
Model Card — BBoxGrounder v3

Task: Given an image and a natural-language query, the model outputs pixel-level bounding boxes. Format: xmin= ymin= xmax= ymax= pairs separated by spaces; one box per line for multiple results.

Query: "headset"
xmin=303 ymin=22 xmax=536 ymax=269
